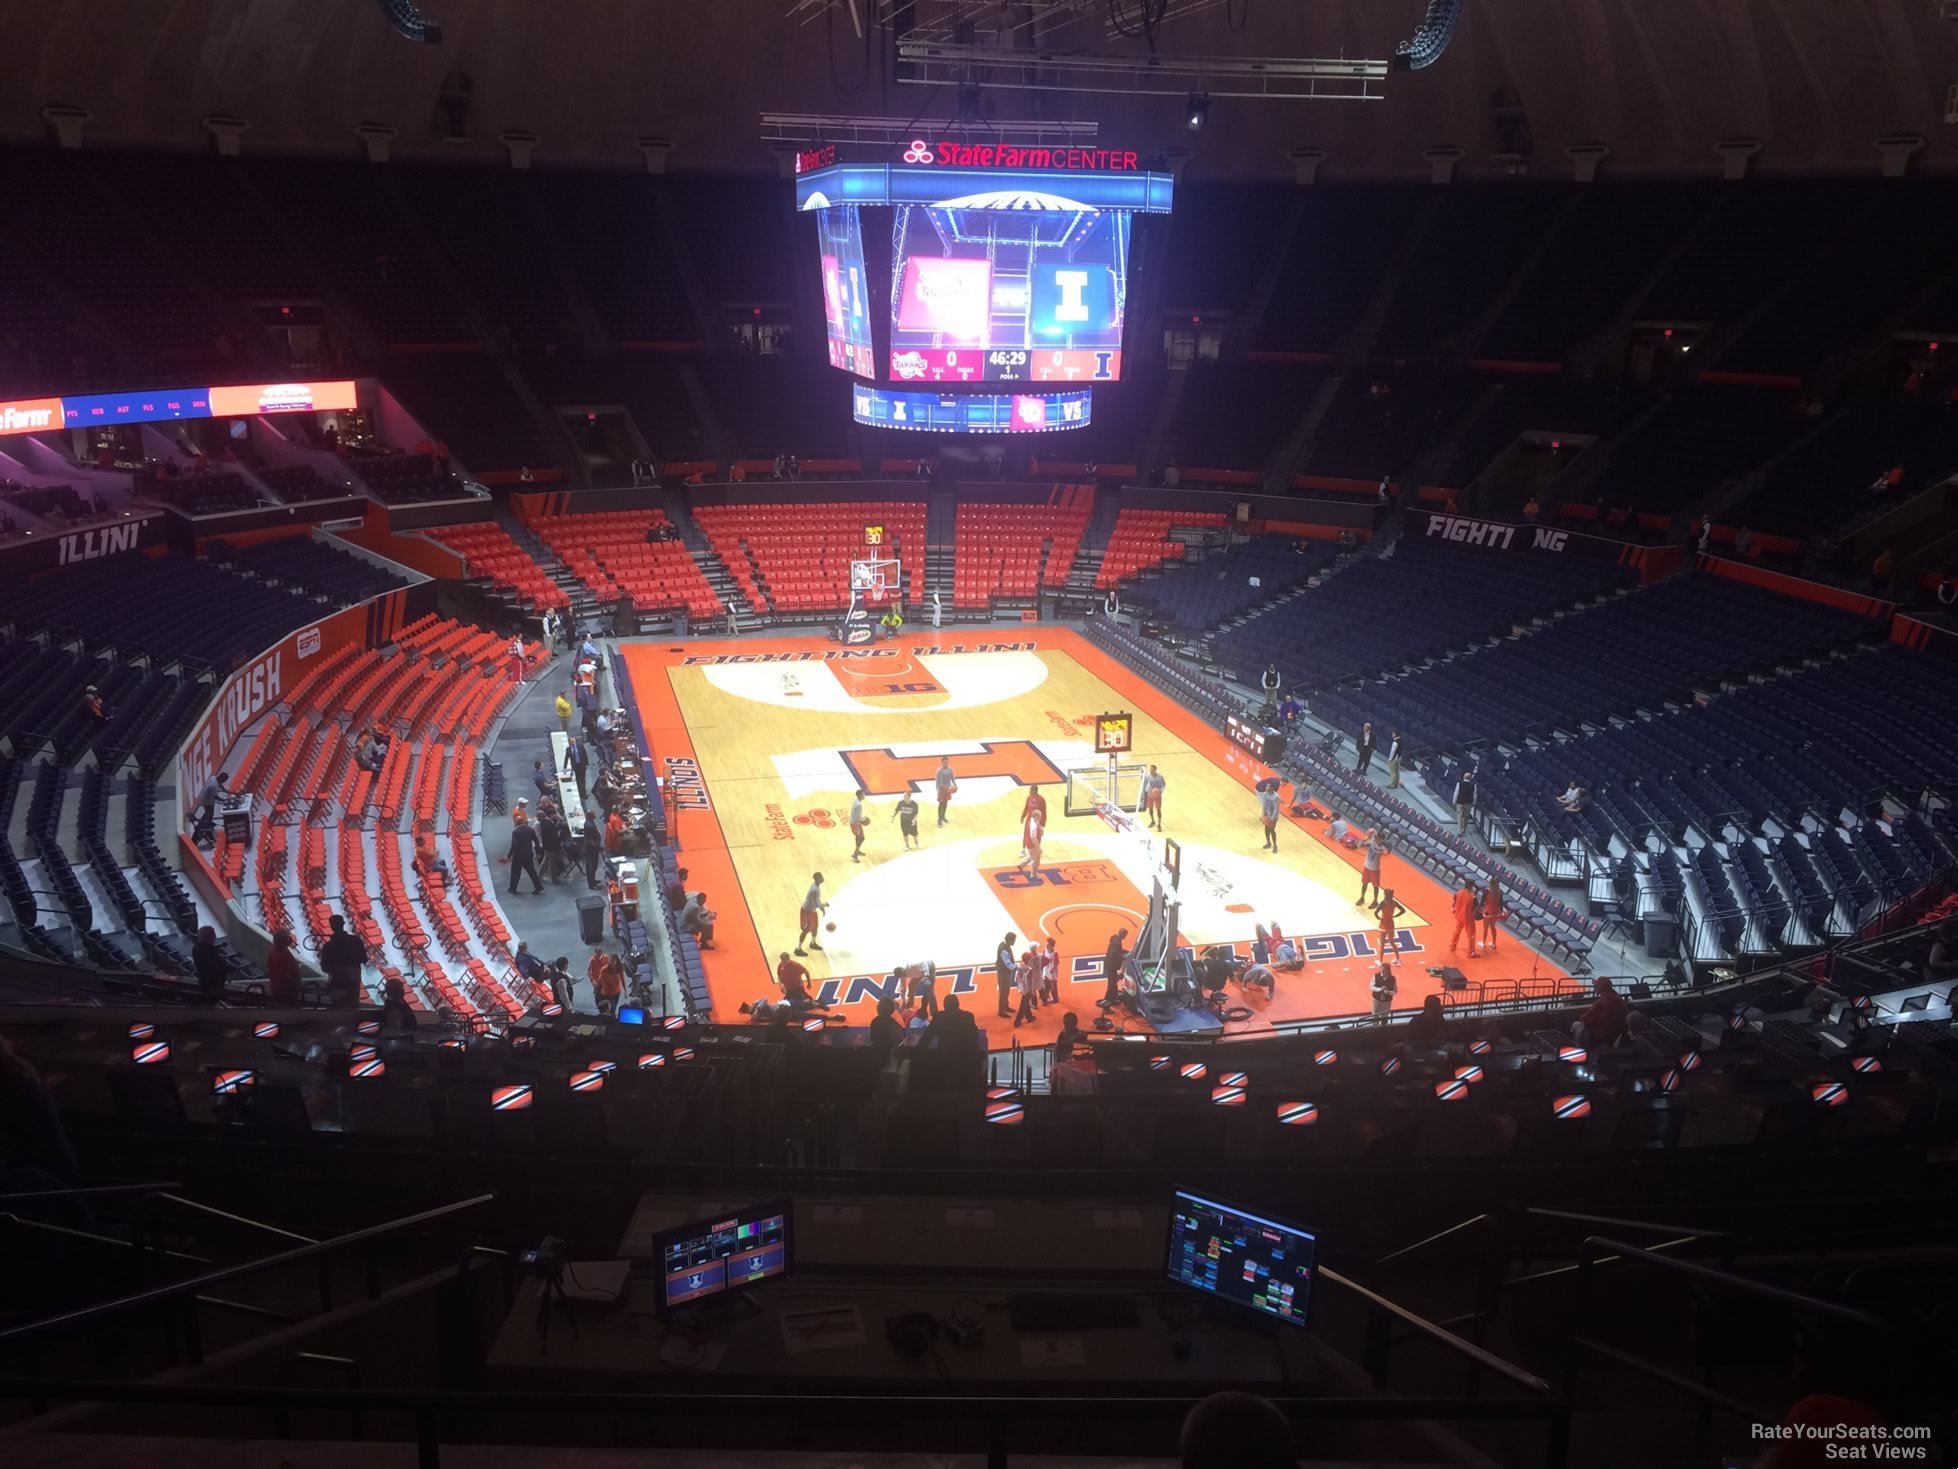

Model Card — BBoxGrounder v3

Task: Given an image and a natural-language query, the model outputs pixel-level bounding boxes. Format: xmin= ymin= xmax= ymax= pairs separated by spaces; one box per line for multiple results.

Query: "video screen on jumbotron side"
xmin=887 ymin=204 xmax=1130 ymax=385
xmin=817 ymin=205 xmax=875 ymax=379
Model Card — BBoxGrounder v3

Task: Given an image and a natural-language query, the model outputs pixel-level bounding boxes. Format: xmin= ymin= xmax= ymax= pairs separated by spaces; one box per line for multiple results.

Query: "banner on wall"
xmin=0 ymin=512 xmax=165 ymax=577
xmin=1402 ymin=509 xmax=1667 ymax=576
xmin=175 ymin=603 xmax=370 ymax=808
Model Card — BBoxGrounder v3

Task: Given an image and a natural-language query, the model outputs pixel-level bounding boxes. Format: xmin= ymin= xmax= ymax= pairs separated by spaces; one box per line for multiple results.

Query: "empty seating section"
xmin=529 ymin=171 xmax=698 ymax=343
xmin=394 ymin=166 xmax=573 ymax=350
xmin=1124 ymin=535 xmax=1333 ymax=633
xmin=1722 ymin=181 xmax=1958 ymax=374
xmin=139 ymin=471 xmax=259 ymax=516
xmin=351 ymin=451 xmax=466 ymax=505
xmin=693 ymin=501 xmax=925 ymax=614
xmin=953 ymin=503 xmax=1089 ymax=607
xmin=1305 ymin=373 xmax=1480 ymax=482
xmin=1096 ymin=508 xmax=1231 ymax=589
xmin=1437 ymin=377 xmax=1631 ymax=488
xmin=1637 ymin=181 xmax=1861 ymax=327
xmin=257 ymin=464 xmax=352 ymax=504
xmin=1374 ymin=186 xmax=1571 ymax=357
xmin=698 ymin=357 xmax=857 ymax=461
xmin=665 ymin=177 xmax=797 ymax=309
xmin=1317 ymin=573 xmax=1876 ymax=761
xmin=377 ymin=354 xmax=551 ymax=474
xmin=528 ymin=511 xmax=720 ymax=619
xmin=535 ymin=356 xmax=707 ymax=463
xmin=1724 ymin=401 xmax=1958 ymax=537
xmin=1170 ymin=362 xmax=1320 ymax=470
xmin=1480 ymin=184 xmax=1714 ymax=362
xmin=0 ymin=149 xmax=243 ymax=361
xmin=1156 ymin=184 xmax=1295 ymax=311
xmin=241 ymin=615 xmax=544 ymax=1020
xmin=0 ymin=553 xmax=324 ymax=672
xmin=1464 ymin=645 xmax=1958 ymax=959
xmin=1587 ymin=386 xmax=1799 ymax=514
xmin=1253 ymin=187 xmax=1427 ymax=352
xmin=246 ymin=160 xmax=469 ymax=344
xmin=1215 ymin=534 xmax=1634 ymax=695
xmin=212 ymin=535 xmax=412 ymax=606
xmin=430 ymin=523 xmax=568 ymax=610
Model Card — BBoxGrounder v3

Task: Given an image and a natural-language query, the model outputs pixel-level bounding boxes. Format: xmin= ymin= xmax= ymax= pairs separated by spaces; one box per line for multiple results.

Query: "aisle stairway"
xmin=663 ymin=492 xmax=761 ymax=631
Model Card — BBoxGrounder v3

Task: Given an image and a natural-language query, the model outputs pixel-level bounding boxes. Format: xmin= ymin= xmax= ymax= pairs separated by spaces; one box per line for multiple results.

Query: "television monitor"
xmin=1165 ymin=1189 xmax=1316 ymax=1327
xmin=888 ymin=203 xmax=1130 ymax=384
xmin=653 ymin=1199 xmax=791 ymax=1316
xmin=816 ymin=205 xmax=876 ymax=378
xmin=615 ymin=1005 xmax=647 ymax=1026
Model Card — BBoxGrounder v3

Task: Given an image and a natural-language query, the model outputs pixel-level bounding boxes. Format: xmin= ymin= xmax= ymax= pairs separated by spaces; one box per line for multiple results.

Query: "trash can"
xmin=1640 ymin=914 xmax=1676 ymax=958
xmin=577 ymin=894 xmax=607 ymax=947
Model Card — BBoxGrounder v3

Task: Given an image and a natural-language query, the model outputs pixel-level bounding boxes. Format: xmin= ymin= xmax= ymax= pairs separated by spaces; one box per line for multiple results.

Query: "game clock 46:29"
xmin=988 ymin=350 xmax=1029 ymax=369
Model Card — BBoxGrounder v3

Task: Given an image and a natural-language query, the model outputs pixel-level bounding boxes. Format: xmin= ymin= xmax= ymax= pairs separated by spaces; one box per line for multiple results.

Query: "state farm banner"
xmin=1403 ymin=508 xmax=1655 ymax=572
xmin=175 ymin=604 xmax=367 ymax=807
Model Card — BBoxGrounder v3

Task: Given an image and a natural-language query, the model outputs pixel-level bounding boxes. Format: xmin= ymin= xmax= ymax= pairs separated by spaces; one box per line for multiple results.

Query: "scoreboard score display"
xmin=1094 ymin=712 xmax=1134 ymax=756
xmin=801 ymin=143 xmax=1173 ymax=425
xmin=1226 ymin=713 xmax=1286 ymax=765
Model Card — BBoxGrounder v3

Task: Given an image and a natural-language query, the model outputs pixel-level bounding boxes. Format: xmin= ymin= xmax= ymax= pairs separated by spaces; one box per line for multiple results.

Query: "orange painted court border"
xmin=618 ymin=628 xmax=1575 ymax=1049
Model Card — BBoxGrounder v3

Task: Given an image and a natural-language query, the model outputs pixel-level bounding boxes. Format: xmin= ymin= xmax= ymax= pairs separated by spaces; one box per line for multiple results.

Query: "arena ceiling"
xmin=3 ymin=0 xmax=1955 ymax=180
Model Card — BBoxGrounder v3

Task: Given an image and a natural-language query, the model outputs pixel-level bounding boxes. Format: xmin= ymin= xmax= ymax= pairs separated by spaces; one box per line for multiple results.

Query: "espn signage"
xmin=899 ymin=140 xmax=1141 ymax=172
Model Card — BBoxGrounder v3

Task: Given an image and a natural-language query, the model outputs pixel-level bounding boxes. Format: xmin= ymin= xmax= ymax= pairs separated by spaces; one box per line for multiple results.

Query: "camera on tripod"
xmin=520 ymin=1235 xmax=565 ymax=1284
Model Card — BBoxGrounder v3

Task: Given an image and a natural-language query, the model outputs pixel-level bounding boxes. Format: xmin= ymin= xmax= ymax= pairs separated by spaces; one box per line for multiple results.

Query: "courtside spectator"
xmin=680 ymin=891 xmax=717 ymax=949
xmin=1406 ymin=993 xmax=1446 ymax=1047
xmin=193 ymin=927 xmax=227 ymax=1003
xmin=1574 ymin=976 xmax=1629 ymax=1046
xmin=1452 ymin=767 xmax=1476 ymax=835
xmin=266 ymin=929 xmax=301 ymax=1006
xmin=321 ymin=914 xmax=366 ymax=1006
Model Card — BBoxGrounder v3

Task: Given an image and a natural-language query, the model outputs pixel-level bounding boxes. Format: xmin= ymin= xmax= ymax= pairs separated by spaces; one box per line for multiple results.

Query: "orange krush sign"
xmin=842 ymin=741 xmax=1064 ymax=796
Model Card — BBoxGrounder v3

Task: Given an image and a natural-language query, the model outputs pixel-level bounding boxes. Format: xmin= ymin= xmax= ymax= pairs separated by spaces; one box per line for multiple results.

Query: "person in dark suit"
xmin=924 ymin=994 xmax=979 ymax=1054
xmin=192 ymin=926 xmax=227 ymax=1004
xmin=507 ymin=821 xmax=544 ymax=895
xmin=1101 ymin=927 xmax=1129 ymax=1010
xmin=1354 ymin=722 xmax=1376 ymax=777
xmin=867 ymin=995 xmax=904 ymax=1063
xmin=994 ymin=931 xmax=1018 ymax=1019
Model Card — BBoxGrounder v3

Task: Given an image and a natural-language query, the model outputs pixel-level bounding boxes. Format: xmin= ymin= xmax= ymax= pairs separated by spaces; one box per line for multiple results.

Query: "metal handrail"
xmin=1321 ymin=1265 xmax=1554 ymax=1398
xmin=152 ymin=1193 xmax=319 ymax=1246
xmin=0 ymin=1193 xmax=493 ymax=1346
xmin=0 ymin=1213 xmax=211 ymax=1267
xmin=0 ymin=1181 xmax=181 ymax=1205
xmin=1525 ymin=1208 xmax=1727 ymax=1240
xmin=1578 ymin=1236 xmax=1891 ymax=1330
xmin=0 ymin=1378 xmax=1570 ymax=1467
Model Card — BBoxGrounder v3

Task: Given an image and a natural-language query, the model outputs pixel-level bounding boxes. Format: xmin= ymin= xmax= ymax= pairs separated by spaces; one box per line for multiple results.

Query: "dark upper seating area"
xmin=1480 ymin=184 xmax=1715 ymax=362
xmin=209 ymin=535 xmax=413 ymax=605
xmin=1214 ymin=533 xmax=1635 ymax=694
xmin=1169 ymin=361 xmax=1319 ymax=470
xmin=1315 ymin=572 xmax=1878 ymax=760
xmin=1155 ymin=183 xmax=1294 ymax=312
xmin=246 ymin=159 xmax=470 ymax=345
xmin=1724 ymin=397 xmax=1958 ymax=537
xmin=1436 ymin=376 xmax=1634 ymax=488
xmin=1586 ymin=385 xmax=1798 ymax=514
xmin=666 ymin=176 xmax=799 ymax=309
xmin=1635 ymin=181 xmax=1859 ymax=327
xmin=0 ymin=553 xmax=324 ymax=671
xmin=380 ymin=353 xmax=550 ymax=474
xmin=529 ymin=171 xmax=699 ymax=343
xmin=535 ymin=355 xmax=708 ymax=463
xmin=1374 ymin=185 xmax=1571 ymax=358
xmin=1304 ymin=371 xmax=1480 ymax=482
xmin=1721 ymin=180 xmax=1958 ymax=375
xmin=395 ymin=165 xmax=575 ymax=351
xmin=697 ymin=355 xmax=856 ymax=460
xmin=1252 ymin=187 xmax=1427 ymax=353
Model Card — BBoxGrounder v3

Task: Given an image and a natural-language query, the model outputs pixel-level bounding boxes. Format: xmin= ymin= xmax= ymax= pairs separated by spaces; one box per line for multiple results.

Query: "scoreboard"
xmin=851 ymin=385 xmax=1092 ymax=434
xmin=1094 ymin=712 xmax=1134 ymax=755
xmin=803 ymin=143 xmax=1172 ymax=427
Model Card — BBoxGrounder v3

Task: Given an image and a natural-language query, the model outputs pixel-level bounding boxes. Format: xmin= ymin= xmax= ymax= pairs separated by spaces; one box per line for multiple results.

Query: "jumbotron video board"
xmin=799 ymin=141 xmax=1173 ymax=424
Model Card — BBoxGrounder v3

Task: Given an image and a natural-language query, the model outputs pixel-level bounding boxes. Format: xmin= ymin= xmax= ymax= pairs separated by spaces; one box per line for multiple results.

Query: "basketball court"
xmin=619 ymin=627 xmax=1575 ymax=1048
